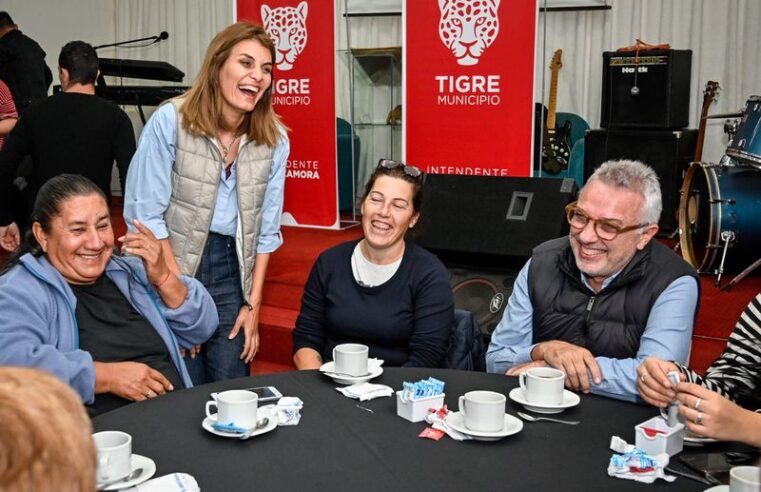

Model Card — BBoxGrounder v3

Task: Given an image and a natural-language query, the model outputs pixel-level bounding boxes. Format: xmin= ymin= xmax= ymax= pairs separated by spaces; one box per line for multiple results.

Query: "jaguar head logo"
xmin=438 ymin=0 xmax=501 ymax=66
xmin=261 ymin=1 xmax=308 ymax=71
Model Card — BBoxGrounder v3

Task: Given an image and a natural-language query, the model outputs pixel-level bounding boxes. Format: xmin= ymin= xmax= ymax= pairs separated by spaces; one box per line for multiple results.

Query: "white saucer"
xmin=508 ymin=387 xmax=580 ymax=414
xmin=202 ymin=407 xmax=277 ymax=438
xmin=319 ymin=361 xmax=383 ymax=385
xmin=445 ymin=411 xmax=524 ymax=441
xmin=684 ymin=429 xmax=718 ymax=446
xmin=703 ymin=485 xmax=728 ymax=492
xmin=98 ymin=454 xmax=156 ymax=491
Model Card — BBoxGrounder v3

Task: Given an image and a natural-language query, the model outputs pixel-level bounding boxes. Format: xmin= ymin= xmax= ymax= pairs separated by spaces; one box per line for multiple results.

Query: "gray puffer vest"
xmin=164 ymin=99 xmax=274 ymax=299
xmin=527 ymin=237 xmax=699 ymax=359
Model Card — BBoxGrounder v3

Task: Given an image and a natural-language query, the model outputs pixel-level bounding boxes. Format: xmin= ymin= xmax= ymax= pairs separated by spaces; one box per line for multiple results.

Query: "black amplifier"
xmin=600 ymin=49 xmax=691 ymax=129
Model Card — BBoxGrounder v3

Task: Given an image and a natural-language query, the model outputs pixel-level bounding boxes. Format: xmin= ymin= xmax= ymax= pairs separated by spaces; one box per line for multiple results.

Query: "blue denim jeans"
xmin=184 ymin=233 xmax=248 ymax=384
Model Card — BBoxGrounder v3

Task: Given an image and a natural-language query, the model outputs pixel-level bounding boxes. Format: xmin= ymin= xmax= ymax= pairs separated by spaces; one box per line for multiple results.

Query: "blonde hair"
xmin=0 ymin=367 xmax=96 ymax=492
xmin=180 ymin=21 xmax=284 ymax=148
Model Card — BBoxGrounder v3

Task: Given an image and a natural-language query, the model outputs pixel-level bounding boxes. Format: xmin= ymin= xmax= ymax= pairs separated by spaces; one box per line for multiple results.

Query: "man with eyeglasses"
xmin=486 ymin=159 xmax=699 ymax=402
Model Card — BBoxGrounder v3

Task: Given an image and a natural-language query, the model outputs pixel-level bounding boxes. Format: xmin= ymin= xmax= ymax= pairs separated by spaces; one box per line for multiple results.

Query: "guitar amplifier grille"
xmin=600 ymin=49 xmax=692 ymax=129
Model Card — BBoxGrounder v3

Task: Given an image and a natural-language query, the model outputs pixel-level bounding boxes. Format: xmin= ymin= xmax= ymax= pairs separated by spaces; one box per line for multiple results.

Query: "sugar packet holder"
xmin=399 ymin=377 xmax=445 ymax=403
xmin=397 ymin=377 xmax=446 ymax=423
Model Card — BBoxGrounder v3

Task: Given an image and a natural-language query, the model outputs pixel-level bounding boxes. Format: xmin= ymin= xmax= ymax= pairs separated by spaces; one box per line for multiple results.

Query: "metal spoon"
xmin=239 ymin=417 xmax=270 ymax=440
xmin=517 ymin=411 xmax=579 ymax=425
xmin=97 ymin=468 xmax=143 ymax=490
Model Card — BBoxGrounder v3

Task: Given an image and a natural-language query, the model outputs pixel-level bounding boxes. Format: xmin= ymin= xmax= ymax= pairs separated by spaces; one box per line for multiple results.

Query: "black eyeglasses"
xmin=378 ymin=159 xmax=423 ymax=179
xmin=565 ymin=201 xmax=650 ymax=241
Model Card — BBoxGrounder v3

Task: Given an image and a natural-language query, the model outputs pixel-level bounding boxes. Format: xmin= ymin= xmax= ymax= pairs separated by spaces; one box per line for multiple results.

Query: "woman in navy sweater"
xmin=292 ymin=160 xmax=454 ymax=368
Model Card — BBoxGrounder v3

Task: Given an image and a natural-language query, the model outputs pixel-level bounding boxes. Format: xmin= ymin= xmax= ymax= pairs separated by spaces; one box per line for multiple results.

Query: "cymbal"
xmin=703 ymin=111 xmax=743 ymax=119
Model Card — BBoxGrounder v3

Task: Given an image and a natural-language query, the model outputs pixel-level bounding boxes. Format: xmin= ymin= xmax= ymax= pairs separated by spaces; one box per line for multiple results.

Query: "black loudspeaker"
xmin=447 ymin=267 xmax=517 ymax=339
xmin=584 ymin=129 xmax=697 ymax=233
xmin=417 ymin=174 xmax=578 ymax=258
xmin=601 ymin=49 xmax=691 ymax=129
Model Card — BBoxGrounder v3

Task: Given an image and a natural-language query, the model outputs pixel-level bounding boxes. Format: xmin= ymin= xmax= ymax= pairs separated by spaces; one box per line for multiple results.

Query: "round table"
xmin=93 ymin=368 xmax=708 ymax=491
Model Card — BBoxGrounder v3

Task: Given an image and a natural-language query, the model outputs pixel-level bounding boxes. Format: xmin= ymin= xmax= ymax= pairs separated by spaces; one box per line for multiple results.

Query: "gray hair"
xmin=584 ymin=159 xmax=662 ymax=225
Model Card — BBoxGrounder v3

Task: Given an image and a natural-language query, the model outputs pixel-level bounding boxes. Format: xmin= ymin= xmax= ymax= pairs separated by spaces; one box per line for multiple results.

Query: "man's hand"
xmin=0 ymin=222 xmax=20 ymax=252
xmin=532 ymin=340 xmax=602 ymax=393
xmin=636 ymin=356 xmax=681 ymax=408
xmin=94 ymin=361 xmax=173 ymax=401
xmin=229 ymin=304 xmax=260 ymax=364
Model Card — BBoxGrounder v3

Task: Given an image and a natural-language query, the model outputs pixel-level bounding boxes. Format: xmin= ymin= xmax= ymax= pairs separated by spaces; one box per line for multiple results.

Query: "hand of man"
xmin=179 ymin=345 xmax=202 ymax=359
xmin=95 ymin=361 xmax=173 ymax=401
xmin=676 ymin=382 xmax=750 ymax=443
xmin=118 ymin=219 xmax=169 ymax=285
xmin=532 ymin=340 xmax=602 ymax=393
xmin=506 ymin=360 xmax=548 ymax=376
xmin=0 ymin=222 xmax=20 ymax=252
xmin=637 ymin=356 xmax=681 ymax=407
xmin=229 ymin=304 xmax=260 ymax=364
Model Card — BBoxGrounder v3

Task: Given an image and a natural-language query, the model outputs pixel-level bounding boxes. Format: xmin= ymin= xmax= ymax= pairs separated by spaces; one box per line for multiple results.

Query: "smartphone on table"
xmin=210 ymin=386 xmax=282 ymax=403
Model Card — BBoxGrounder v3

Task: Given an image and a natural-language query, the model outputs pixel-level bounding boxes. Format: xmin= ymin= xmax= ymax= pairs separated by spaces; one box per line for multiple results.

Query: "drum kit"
xmin=678 ymin=95 xmax=761 ymax=289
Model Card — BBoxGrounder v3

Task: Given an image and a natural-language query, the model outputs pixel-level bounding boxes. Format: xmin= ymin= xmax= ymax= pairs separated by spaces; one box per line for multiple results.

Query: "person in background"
xmin=0 ymin=366 xmax=96 ymax=492
xmin=0 ymin=174 xmax=217 ymax=416
xmin=124 ymin=21 xmax=289 ymax=384
xmin=292 ymin=159 xmax=454 ymax=369
xmin=0 ymin=11 xmax=52 ymax=116
xmin=0 ymin=79 xmax=17 ymax=150
xmin=0 ymin=40 xmax=135 ymax=251
xmin=638 ymin=293 xmax=761 ymax=447
xmin=486 ymin=159 xmax=699 ymax=402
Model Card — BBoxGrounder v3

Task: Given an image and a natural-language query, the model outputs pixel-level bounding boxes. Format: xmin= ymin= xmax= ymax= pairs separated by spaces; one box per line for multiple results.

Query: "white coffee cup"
xmin=332 ymin=343 xmax=369 ymax=376
xmin=730 ymin=466 xmax=761 ymax=492
xmin=519 ymin=367 xmax=565 ymax=405
xmin=458 ymin=390 xmax=506 ymax=432
xmin=93 ymin=431 xmax=132 ymax=484
xmin=205 ymin=389 xmax=258 ymax=429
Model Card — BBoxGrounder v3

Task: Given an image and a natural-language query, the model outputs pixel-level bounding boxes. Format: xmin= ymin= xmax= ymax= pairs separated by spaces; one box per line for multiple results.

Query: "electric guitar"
xmin=694 ymin=80 xmax=720 ymax=162
xmin=541 ymin=49 xmax=571 ymax=174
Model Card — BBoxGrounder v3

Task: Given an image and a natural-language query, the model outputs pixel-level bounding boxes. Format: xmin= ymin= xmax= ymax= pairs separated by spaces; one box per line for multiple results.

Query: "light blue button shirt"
xmin=123 ymin=103 xmax=289 ymax=253
xmin=485 ymin=257 xmax=699 ymax=402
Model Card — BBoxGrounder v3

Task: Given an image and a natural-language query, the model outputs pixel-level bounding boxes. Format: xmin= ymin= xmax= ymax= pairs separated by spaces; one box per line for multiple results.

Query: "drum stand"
xmin=721 ymin=256 xmax=761 ymax=291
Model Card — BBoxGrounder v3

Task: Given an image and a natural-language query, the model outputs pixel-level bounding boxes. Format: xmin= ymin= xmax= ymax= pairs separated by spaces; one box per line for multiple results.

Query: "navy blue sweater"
xmin=293 ymin=240 xmax=454 ymax=367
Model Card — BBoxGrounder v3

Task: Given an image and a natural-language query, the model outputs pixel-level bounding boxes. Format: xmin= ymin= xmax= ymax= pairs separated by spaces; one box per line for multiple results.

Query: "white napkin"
xmin=324 ymin=358 xmax=384 ymax=377
xmin=260 ymin=396 xmax=304 ymax=426
xmin=607 ymin=436 xmax=675 ymax=484
xmin=424 ymin=410 xmax=473 ymax=441
xmin=123 ymin=473 xmax=199 ymax=491
xmin=335 ymin=382 xmax=394 ymax=401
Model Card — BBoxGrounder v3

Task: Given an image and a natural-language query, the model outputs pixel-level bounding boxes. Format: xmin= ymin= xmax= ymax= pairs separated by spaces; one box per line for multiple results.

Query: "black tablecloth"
xmin=93 ymin=368 xmax=711 ymax=491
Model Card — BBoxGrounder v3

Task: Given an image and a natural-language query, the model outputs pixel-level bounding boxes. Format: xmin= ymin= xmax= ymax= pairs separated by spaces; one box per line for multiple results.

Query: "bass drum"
xmin=679 ymin=162 xmax=761 ymax=272
xmin=726 ymin=95 xmax=761 ymax=166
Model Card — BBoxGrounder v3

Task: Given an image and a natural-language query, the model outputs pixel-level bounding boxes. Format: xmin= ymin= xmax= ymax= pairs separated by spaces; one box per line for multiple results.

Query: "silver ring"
xmin=694 ymin=397 xmax=702 ymax=411
xmin=696 ymin=411 xmax=703 ymax=425
xmin=146 ymin=390 xmax=154 ymax=398
xmin=640 ymin=374 xmax=646 ymax=383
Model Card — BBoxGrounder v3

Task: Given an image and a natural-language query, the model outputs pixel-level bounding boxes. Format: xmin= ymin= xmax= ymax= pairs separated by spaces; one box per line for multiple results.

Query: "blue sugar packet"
xmin=401 ymin=377 xmax=446 ymax=401
xmin=211 ymin=421 xmax=248 ymax=434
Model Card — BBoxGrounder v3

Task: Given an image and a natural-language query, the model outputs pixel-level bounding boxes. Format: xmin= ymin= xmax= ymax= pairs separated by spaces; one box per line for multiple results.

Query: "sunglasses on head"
xmin=377 ymin=159 xmax=423 ymax=179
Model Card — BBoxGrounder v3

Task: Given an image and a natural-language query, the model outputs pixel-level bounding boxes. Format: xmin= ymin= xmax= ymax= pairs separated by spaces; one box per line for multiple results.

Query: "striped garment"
xmin=676 ymin=293 xmax=761 ymax=408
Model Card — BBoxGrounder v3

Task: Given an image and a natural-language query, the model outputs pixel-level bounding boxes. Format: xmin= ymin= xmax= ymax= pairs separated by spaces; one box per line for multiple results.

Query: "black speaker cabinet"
xmin=601 ymin=49 xmax=691 ymax=129
xmin=416 ymin=174 xmax=578 ymax=258
xmin=584 ymin=129 xmax=697 ymax=232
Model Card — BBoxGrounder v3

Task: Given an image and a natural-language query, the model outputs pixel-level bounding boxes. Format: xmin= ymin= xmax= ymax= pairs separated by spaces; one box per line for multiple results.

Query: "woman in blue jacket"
xmin=0 ymin=174 xmax=217 ymax=416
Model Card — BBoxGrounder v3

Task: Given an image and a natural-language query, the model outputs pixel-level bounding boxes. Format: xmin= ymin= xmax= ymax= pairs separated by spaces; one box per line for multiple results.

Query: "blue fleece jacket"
xmin=0 ymin=253 xmax=218 ymax=403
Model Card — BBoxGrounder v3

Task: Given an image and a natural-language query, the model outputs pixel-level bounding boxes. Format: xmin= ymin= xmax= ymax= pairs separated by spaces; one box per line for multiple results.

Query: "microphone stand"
xmin=93 ymin=36 xmax=161 ymax=50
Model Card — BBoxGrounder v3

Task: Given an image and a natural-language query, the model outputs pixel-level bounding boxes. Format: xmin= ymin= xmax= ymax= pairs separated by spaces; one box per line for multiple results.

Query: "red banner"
xmin=237 ymin=0 xmax=338 ymax=227
xmin=404 ymin=0 xmax=537 ymax=176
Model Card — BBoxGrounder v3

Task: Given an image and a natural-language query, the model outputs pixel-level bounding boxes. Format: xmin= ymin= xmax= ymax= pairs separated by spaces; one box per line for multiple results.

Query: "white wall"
xmin=3 ymin=0 xmax=116 ymax=89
